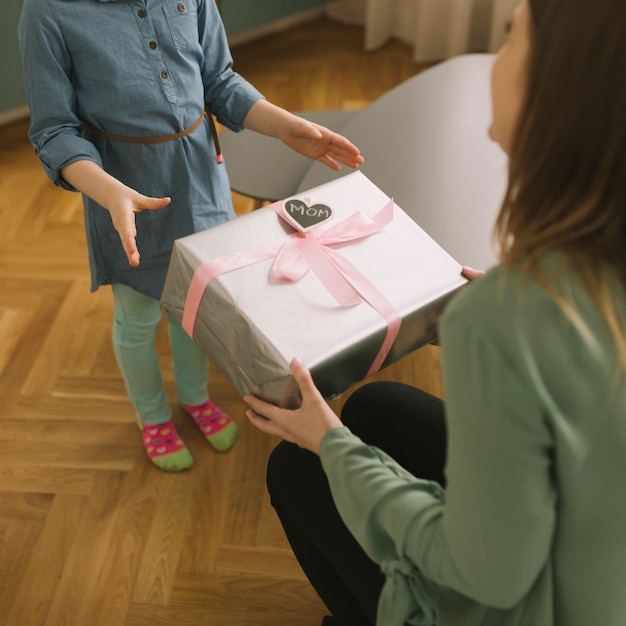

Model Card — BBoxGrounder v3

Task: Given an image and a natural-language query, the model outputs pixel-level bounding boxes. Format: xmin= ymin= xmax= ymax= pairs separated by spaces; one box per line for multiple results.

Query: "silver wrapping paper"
xmin=162 ymin=171 xmax=466 ymax=408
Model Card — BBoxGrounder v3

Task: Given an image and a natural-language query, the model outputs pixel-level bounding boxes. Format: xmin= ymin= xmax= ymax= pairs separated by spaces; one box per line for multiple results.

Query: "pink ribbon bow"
xmin=182 ymin=198 xmax=402 ymax=378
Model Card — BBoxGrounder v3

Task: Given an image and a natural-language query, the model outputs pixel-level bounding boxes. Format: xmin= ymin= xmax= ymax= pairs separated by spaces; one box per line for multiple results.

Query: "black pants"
xmin=266 ymin=382 xmax=447 ymax=626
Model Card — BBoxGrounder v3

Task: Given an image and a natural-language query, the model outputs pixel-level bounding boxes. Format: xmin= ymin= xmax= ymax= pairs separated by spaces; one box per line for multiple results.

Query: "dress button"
xmin=149 ymin=41 xmax=157 ymax=49
xmin=137 ymin=8 xmax=147 ymax=17
xmin=161 ymin=70 xmax=169 ymax=79
xmin=177 ymin=3 xmax=185 ymax=12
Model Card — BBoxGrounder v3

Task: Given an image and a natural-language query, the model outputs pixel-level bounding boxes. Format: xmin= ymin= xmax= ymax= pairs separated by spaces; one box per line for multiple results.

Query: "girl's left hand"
xmin=244 ymin=357 xmax=343 ymax=454
xmin=279 ymin=118 xmax=365 ymax=171
xmin=242 ymin=100 xmax=364 ymax=171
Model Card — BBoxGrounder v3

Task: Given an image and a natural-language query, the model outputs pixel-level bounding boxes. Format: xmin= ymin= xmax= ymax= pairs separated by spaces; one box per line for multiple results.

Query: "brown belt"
xmin=87 ymin=109 xmax=223 ymax=163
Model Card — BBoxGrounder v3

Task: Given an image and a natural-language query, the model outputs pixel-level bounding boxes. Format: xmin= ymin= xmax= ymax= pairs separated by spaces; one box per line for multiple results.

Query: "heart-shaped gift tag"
xmin=282 ymin=198 xmax=333 ymax=232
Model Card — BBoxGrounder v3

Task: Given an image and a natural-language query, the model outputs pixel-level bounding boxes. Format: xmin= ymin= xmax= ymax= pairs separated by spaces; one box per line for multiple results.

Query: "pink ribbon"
xmin=182 ymin=198 xmax=402 ymax=378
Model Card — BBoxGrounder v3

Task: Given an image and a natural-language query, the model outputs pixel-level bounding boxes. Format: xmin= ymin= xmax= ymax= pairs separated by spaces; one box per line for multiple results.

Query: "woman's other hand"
xmin=432 ymin=265 xmax=487 ymax=346
xmin=461 ymin=265 xmax=486 ymax=281
xmin=244 ymin=357 xmax=343 ymax=455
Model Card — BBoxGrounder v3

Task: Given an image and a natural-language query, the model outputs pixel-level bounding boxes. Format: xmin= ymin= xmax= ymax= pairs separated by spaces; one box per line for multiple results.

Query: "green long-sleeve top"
xmin=320 ymin=257 xmax=626 ymax=626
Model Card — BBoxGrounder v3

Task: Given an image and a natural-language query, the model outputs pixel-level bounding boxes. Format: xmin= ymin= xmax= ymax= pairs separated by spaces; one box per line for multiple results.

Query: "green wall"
xmin=1 ymin=0 xmax=26 ymax=116
xmin=0 ymin=0 xmax=327 ymax=117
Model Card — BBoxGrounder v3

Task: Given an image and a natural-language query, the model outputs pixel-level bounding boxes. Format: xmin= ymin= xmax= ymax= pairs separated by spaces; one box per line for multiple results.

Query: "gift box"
xmin=162 ymin=171 xmax=466 ymax=408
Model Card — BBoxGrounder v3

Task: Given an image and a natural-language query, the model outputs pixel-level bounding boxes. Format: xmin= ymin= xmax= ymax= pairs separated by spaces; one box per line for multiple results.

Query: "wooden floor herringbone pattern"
xmin=0 ymin=16 xmax=442 ymax=626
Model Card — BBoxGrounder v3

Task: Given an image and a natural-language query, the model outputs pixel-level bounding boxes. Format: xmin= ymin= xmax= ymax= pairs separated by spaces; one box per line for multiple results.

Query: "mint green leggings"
xmin=112 ymin=283 xmax=209 ymax=425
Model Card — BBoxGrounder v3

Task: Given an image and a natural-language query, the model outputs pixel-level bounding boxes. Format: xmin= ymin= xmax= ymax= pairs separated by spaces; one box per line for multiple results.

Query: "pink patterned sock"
xmin=137 ymin=419 xmax=194 ymax=471
xmin=182 ymin=399 xmax=238 ymax=452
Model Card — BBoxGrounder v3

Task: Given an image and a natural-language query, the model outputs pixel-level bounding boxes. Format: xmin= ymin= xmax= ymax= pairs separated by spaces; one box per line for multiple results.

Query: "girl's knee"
xmin=112 ymin=284 xmax=162 ymax=342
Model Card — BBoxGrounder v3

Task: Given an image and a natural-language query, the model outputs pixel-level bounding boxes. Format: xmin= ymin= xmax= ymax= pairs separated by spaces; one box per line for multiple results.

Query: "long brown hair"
xmin=494 ymin=0 xmax=626 ymax=364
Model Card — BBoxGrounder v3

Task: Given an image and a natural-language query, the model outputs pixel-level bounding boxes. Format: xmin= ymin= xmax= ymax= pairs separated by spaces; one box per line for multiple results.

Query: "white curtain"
xmin=326 ymin=0 xmax=515 ymax=62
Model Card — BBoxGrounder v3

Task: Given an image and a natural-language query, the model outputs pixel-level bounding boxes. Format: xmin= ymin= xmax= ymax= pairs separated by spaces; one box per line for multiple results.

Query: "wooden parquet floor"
xmin=0 ymin=16 xmax=443 ymax=626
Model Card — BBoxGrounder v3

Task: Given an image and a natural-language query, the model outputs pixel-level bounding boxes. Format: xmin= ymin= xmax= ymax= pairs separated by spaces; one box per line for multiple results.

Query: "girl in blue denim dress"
xmin=18 ymin=0 xmax=363 ymax=471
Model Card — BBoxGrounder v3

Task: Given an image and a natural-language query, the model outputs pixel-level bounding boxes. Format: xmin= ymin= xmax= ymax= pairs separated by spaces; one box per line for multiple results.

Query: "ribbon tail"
xmin=372 ymin=197 xmax=395 ymax=229
xmin=300 ymin=235 xmax=362 ymax=306
xmin=325 ymin=248 xmax=402 ymax=377
xmin=270 ymin=236 xmax=310 ymax=282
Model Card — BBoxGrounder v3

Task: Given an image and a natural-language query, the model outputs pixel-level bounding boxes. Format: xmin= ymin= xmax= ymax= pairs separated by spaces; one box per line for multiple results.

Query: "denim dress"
xmin=18 ymin=0 xmax=264 ymax=299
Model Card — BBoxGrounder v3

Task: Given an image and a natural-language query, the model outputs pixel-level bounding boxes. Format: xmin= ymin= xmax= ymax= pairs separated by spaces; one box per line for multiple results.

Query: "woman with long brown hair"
xmin=245 ymin=0 xmax=626 ymax=624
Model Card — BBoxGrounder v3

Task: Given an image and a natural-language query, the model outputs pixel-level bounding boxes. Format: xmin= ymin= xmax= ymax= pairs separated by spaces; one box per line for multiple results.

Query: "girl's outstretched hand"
xmin=61 ymin=159 xmax=170 ymax=267
xmin=244 ymin=357 xmax=343 ymax=455
xmin=279 ymin=118 xmax=364 ymax=171
xmin=106 ymin=191 xmax=171 ymax=267
xmin=241 ymin=100 xmax=364 ymax=171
